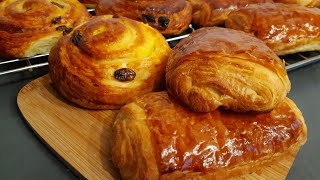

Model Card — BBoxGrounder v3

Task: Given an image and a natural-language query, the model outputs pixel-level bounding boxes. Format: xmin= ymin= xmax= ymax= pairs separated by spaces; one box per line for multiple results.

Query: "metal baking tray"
xmin=1 ymin=8 xmax=320 ymax=76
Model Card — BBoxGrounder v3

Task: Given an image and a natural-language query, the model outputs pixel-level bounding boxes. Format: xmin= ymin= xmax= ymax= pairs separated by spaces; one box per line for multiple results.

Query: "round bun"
xmin=0 ymin=0 xmax=91 ymax=58
xmin=166 ymin=27 xmax=291 ymax=112
xmin=95 ymin=0 xmax=192 ymax=35
xmin=49 ymin=15 xmax=171 ymax=109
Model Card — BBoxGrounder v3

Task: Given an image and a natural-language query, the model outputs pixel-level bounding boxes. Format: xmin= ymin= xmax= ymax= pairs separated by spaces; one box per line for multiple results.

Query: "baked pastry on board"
xmin=49 ymin=15 xmax=170 ymax=109
xmin=274 ymin=0 xmax=320 ymax=7
xmin=0 ymin=0 xmax=91 ymax=58
xmin=113 ymin=91 xmax=307 ymax=179
xmin=95 ymin=0 xmax=192 ymax=35
xmin=187 ymin=0 xmax=273 ymax=27
xmin=226 ymin=3 xmax=320 ymax=55
xmin=166 ymin=27 xmax=290 ymax=112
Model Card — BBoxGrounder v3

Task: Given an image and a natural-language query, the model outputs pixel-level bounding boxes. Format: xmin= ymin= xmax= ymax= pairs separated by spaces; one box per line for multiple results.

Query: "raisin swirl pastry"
xmin=187 ymin=0 xmax=273 ymax=27
xmin=274 ymin=0 xmax=320 ymax=7
xmin=166 ymin=27 xmax=290 ymax=112
xmin=95 ymin=0 xmax=192 ymax=35
xmin=49 ymin=15 xmax=171 ymax=109
xmin=113 ymin=91 xmax=307 ymax=179
xmin=226 ymin=3 xmax=320 ymax=55
xmin=0 ymin=0 xmax=91 ymax=58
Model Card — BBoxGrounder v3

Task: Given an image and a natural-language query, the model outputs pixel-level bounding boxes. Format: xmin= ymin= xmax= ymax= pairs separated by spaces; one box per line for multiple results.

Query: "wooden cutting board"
xmin=17 ymin=74 xmax=298 ymax=180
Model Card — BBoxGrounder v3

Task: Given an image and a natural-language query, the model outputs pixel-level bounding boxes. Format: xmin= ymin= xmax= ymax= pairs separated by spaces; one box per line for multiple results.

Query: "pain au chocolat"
xmin=226 ymin=3 xmax=320 ymax=55
xmin=112 ymin=91 xmax=307 ymax=179
xmin=0 ymin=0 xmax=91 ymax=58
xmin=187 ymin=0 xmax=273 ymax=27
xmin=166 ymin=27 xmax=290 ymax=112
xmin=274 ymin=0 xmax=320 ymax=7
xmin=95 ymin=0 xmax=192 ymax=35
xmin=49 ymin=15 xmax=170 ymax=109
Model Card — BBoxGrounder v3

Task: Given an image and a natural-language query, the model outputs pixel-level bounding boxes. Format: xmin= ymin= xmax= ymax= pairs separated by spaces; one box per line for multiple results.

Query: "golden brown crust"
xmin=0 ymin=0 xmax=91 ymax=58
xmin=187 ymin=0 xmax=273 ymax=27
xmin=49 ymin=15 xmax=171 ymax=109
xmin=274 ymin=0 xmax=320 ymax=7
xmin=166 ymin=27 xmax=290 ymax=112
xmin=112 ymin=91 xmax=307 ymax=179
xmin=95 ymin=0 xmax=192 ymax=35
xmin=225 ymin=3 xmax=320 ymax=55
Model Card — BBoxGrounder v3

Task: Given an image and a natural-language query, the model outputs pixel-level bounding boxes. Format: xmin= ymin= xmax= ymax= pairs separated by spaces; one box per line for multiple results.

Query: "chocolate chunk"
xmin=51 ymin=16 xmax=61 ymax=24
xmin=71 ymin=31 xmax=82 ymax=46
xmin=51 ymin=2 xmax=64 ymax=8
xmin=113 ymin=15 xmax=120 ymax=18
xmin=141 ymin=14 xmax=155 ymax=23
xmin=158 ymin=16 xmax=170 ymax=28
xmin=114 ymin=68 xmax=136 ymax=81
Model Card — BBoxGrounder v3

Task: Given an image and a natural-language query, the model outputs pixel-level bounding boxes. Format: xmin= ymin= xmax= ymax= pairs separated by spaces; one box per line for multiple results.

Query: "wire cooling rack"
xmin=1 ymin=9 xmax=320 ymax=76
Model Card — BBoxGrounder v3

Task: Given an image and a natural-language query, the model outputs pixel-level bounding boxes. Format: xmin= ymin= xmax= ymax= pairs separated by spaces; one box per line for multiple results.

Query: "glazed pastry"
xmin=0 ymin=0 xmax=91 ymax=58
xmin=49 ymin=15 xmax=171 ymax=109
xmin=78 ymin=0 xmax=98 ymax=8
xmin=226 ymin=3 xmax=320 ymax=55
xmin=188 ymin=0 xmax=273 ymax=27
xmin=113 ymin=91 xmax=307 ymax=179
xmin=274 ymin=0 xmax=320 ymax=7
xmin=95 ymin=0 xmax=192 ymax=35
xmin=166 ymin=27 xmax=290 ymax=112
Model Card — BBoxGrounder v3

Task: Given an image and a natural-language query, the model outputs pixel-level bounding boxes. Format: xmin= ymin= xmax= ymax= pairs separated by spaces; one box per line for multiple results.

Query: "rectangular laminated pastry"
xmin=112 ymin=92 xmax=307 ymax=179
xmin=225 ymin=3 xmax=320 ymax=55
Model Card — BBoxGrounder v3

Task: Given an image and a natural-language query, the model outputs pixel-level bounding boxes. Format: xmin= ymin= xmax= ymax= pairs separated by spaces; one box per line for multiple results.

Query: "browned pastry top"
xmin=132 ymin=92 xmax=306 ymax=174
xmin=202 ymin=0 xmax=273 ymax=9
xmin=0 ymin=0 xmax=91 ymax=58
xmin=226 ymin=3 xmax=320 ymax=54
xmin=95 ymin=0 xmax=192 ymax=35
xmin=166 ymin=27 xmax=290 ymax=112
xmin=274 ymin=0 xmax=320 ymax=7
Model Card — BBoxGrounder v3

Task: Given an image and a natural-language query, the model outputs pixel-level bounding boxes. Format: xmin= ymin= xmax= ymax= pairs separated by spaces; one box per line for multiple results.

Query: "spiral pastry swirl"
xmin=49 ymin=15 xmax=171 ymax=109
xmin=166 ymin=27 xmax=291 ymax=112
xmin=0 ymin=0 xmax=91 ymax=58
xmin=96 ymin=0 xmax=192 ymax=35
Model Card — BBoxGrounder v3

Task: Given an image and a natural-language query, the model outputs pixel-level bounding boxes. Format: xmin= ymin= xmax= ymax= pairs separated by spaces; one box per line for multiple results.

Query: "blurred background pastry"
xmin=78 ymin=0 xmax=98 ymax=8
xmin=95 ymin=0 xmax=192 ymax=35
xmin=226 ymin=3 xmax=320 ymax=55
xmin=274 ymin=0 xmax=320 ymax=7
xmin=187 ymin=0 xmax=273 ymax=27
xmin=166 ymin=27 xmax=290 ymax=112
xmin=113 ymin=91 xmax=307 ymax=179
xmin=49 ymin=15 xmax=171 ymax=109
xmin=0 ymin=0 xmax=91 ymax=58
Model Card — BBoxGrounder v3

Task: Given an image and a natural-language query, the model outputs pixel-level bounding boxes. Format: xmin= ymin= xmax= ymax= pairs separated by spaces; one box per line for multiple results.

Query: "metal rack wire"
xmin=1 ymin=13 xmax=320 ymax=76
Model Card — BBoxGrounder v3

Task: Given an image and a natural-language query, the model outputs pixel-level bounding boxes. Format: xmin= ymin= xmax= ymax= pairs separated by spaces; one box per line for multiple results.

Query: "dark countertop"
xmin=0 ymin=63 xmax=319 ymax=180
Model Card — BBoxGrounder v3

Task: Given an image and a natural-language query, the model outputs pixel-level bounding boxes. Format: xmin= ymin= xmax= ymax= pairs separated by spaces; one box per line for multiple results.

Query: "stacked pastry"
xmin=112 ymin=27 xmax=307 ymax=179
xmin=95 ymin=0 xmax=193 ymax=35
xmin=0 ymin=0 xmax=91 ymax=58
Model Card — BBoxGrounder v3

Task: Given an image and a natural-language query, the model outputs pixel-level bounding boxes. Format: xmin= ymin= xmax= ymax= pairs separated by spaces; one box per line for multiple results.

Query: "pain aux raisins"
xmin=114 ymin=68 xmax=136 ymax=81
